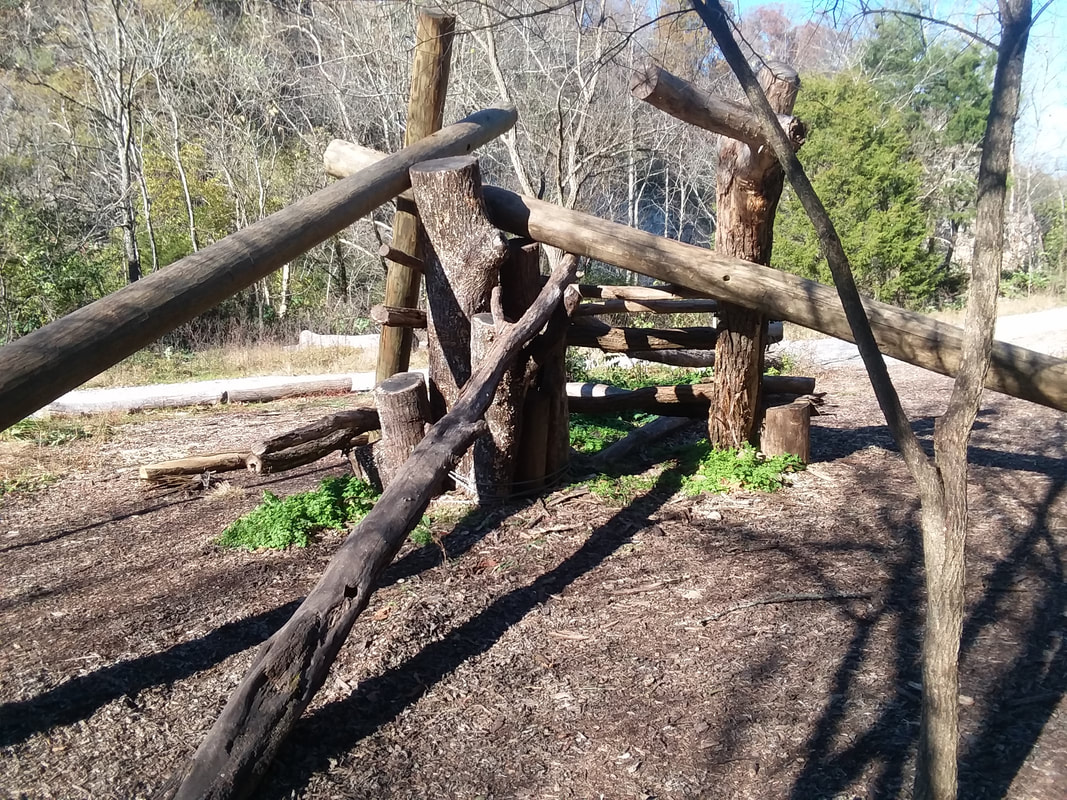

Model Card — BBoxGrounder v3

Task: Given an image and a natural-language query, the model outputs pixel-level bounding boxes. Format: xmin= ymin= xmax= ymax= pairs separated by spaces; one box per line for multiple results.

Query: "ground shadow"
xmin=790 ymin=440 xmax=1066 ymax=798
xmin=258 ymin=465 xmax=687 ymax=798
xmin=0 ymin=598 xmax=300 ymax=747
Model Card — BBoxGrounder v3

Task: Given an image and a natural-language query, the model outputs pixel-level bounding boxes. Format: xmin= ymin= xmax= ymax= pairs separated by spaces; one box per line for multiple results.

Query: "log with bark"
xmin=374 ymin=10 xmax=455 ymax=383
xmin=708 ymin=62 xmax=800 ymax=447
xmin=250 ymin=409 xmax=380 ymax=457
xmin=324 ymin=143 xmax=1067 ymax=413
xmin=566 ymin=318 xmax=720 ymax=352
xmin=246 ymin=431 xmax=371 ymax=475
xmin=139 ymin=453 xmax=250 ymax=481
xmin=157 ymin=241 xmax=579 ymax=800
xmin=566 ymin=376 xmax=815 ymax=416
xmin=370 ymin=304 xmax=428 ymax=328
xmin=573 ymin=298 xmax=720 ymax=316
xmin=630 ymin=61 xmax=806 ymax=152
xmin=0 ymin=106 xmax=516 ymax=432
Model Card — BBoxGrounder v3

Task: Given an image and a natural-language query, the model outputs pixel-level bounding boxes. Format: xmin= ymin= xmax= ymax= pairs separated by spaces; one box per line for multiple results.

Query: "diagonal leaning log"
xmin=157 ymin=254 xmax=579 ymax=800
xmin=0 ymin=106 xmax=517 ymax=433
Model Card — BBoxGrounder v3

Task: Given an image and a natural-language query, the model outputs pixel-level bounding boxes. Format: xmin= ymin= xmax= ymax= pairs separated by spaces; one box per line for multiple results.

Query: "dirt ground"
xmin=1 ymin=363 xmax=1065 ymax=800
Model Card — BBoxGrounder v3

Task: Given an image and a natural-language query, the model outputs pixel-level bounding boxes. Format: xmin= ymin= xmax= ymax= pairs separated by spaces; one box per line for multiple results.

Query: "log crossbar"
xmin=325 ymin=140 xmax=1067 ymax=413
xmin=0 ymin=107 xmax=517 ymax=432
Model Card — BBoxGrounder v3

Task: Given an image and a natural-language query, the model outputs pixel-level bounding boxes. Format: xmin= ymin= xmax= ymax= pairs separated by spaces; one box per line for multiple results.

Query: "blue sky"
xmin=732 ymin=0 xmax=1067 ymax=174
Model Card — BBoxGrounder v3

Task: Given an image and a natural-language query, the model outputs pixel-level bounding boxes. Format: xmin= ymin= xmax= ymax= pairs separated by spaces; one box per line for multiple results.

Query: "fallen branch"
xmin=159 ymin=252 xmax=579 ymax=800
xmin=139 ymin=453 xmax=250 ymax=481
xmin=695 ymin=592 xmax=870 ymax=624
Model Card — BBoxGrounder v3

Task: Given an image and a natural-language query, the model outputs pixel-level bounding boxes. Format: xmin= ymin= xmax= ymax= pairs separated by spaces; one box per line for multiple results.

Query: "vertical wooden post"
xmin=374 ymin=372 xmax=431 ymax=489
xmin=375 ymin=10 xmax=455 ymax=384
xmin=410 ymin=156 xmax=508 ymax=424
xmin=710 ymin=62 xmax=800 ymax=448
xmin=470 ymin=313 xmax=525 ymax=499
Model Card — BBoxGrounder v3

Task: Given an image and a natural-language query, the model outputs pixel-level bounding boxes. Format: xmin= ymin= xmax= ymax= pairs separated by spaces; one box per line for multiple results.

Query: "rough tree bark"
xmin=710 ymin=62 xmax=800 ymax=448
xmin=158 ymin=248 xmax=579 ymax=800
xmin=687 ymin=2 xmax=1033 ymax=798
xmin=410 ymin=156 xmax=509 ymax=422
xmin=374 ymin=372 xmax=431 ymax=489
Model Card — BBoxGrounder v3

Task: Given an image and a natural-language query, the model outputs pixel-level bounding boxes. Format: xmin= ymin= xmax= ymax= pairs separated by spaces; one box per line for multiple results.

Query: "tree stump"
xmin=374 ymin=372 xmax=431 ymax=489
xmin=710 ymin=62 xmax=801 ymax=448
xmin=410 ymin=156 xmax=509 ymax=422
xmin=761 ymin=400 xmax=811 ymax=464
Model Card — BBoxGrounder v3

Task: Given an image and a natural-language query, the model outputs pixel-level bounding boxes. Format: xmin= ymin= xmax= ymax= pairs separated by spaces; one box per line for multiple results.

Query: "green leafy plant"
xmin=409 ymin=515 xmax=434 ymax=547
xmin=679 ymin=444 xmax=803 ymax=496
xmin=569 ymin=413 xmax=649 ymax=454
xmin=216 ymin=476 xmax=378 ymax=550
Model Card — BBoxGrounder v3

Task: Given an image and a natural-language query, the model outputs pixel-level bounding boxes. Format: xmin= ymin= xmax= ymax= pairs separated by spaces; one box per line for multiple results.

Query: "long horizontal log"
xmin=224 ymin=377 xmax=354 ymax=405
xmin=246 ymin=431 xmax=371 ymax=475
xmin=574 ymin=283 xmax=711 ymax=300
xmin=0 ymin=107 xmax=516 ymax=433
xmin=139 ymin=453 xmax=250 ymax=481
xmin=573 ymin=298 xmax=720 ymax=316
xmin=324 ymin=143 xmax=1067 ymax=413
xmin=479 ymin=187 xmax=1067 ymax=413
xmin=629 ymin=349 xmax=716 ymax=368
xmin=567 ymin=318 xmax=719 ymax=351
xmin=630 ymin=62 xmax=806 ymax=151
xmin=251 ymin=409 xmax=380 ymax=457
xmin=567 ymin=376 xmax=815 ymax=416
xmin=159 ymin=252 xmax=579 ymax=800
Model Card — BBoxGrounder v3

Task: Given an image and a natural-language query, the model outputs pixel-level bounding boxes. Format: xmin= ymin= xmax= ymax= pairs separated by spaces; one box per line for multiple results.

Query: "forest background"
xmin=1 ymin=0 xmax=1065 ymax=353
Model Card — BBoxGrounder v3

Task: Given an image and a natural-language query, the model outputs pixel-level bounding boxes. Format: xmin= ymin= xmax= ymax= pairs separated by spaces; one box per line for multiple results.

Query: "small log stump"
xmin=761 ymin=400 xmax=812 ymax=464
xmin=374 ymin=372 xmax=431 ymax=489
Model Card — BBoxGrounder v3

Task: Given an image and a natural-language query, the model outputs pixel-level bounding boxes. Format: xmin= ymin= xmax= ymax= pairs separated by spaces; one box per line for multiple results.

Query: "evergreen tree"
xmin=771 ymin=72 xmax=948 ymax=307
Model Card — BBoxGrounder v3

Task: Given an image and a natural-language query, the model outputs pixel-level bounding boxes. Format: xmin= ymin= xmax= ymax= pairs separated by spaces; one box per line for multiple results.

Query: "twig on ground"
xmin=694 ymin=591 xmax=870 ymax=624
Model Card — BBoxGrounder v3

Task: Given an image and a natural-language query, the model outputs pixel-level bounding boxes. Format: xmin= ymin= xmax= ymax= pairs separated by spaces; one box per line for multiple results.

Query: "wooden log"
xmin=224 ymin=377 xmax=354 ymax=404
xmin=158 ymin=242 xmax=579 ymax=800
xmin=376 ymin=244 xmax=422 ymax=272
xmin=628 ymin=349 xmax=716 ymax=368
xmin=246 ymin=431 xmax=370 ymax=475
xmin=499 ymin=240 xmax=551 ymax=491
xmin=139 ymin=453 xmax=249 ymax=481
xmin=370 ymin=304 xmax=428 ymax=328
xmin=574 ymin=283 xmax=710 ymax=300
xmin=761 ymin=400 xmax=811 ymax=464
xmin=252 ymin=409 xmax=380 ymax=457
xmin=375 ymin=10 xmax=456 ymax=384
xmin=374 ymin=372 xmax=431 ymax=489
xmin=590 ymin=416 xmax=694 ymax=470
xmin=567 ymin=318 xmax=720 ymax=352
xmin=0 ymin=107 xmax=516 ymax=432
xmin=710 ymin=62 xmax=801 ymax=448
xmin=566 ymin=376 xmax=815 ymax=416
xmin=326 ymin=151 xmax=1067 ymax=413
xmin=630 ymin=62 xmax=806 ymax=152
xmin=410 ymin=156 xmax=509 ymax=421
xmin=573 ymin=298 xmax=720 ymax=316
xmin=469 ymin=313 xmax=525 ymax=499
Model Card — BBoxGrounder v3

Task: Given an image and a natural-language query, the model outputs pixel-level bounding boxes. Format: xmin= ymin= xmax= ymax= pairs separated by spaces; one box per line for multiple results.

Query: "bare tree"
xmin=687 ymin=1 xmax=1034 ymax=798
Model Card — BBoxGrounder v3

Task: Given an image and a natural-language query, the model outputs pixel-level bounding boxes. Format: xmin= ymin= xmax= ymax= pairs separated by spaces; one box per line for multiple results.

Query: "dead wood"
xmin=139 ymin=453 xmax=249 ymax=481
xmin=157 ymin=246 xmax=578 ymax=800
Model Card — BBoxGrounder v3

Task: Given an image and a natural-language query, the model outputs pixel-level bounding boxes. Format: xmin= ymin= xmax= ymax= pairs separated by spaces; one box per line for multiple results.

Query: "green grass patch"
xmin=585 ymin=472 xmax=658 ymax=504
xmin=1 ymin=418 xmax=101 ymax=447
xmin=0 ymin=472 xmax=60 ymax=497
xmin=569 ymin=412 xmax=658 ymax=454
xmin=678 ymin=444 xmax=803 ymax=495
xmin=216 ymin=476 xmax=378 ymax=550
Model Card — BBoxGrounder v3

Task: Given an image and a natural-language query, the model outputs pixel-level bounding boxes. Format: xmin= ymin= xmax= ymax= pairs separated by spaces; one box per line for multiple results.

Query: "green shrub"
xmin=216 ymin=476 xmax=378 ymax=550
xmin=679 ymin=444 xmax=802 ymax=495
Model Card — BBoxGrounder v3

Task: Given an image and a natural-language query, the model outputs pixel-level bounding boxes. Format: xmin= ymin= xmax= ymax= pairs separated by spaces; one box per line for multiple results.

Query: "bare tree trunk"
xmin=710 ymin=63 xmax=799 ymax=448
xmin=915 ymin=3 xmax=1032 ymax=797
xmin=686 ymin=3 xmax=1033 ymax=798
